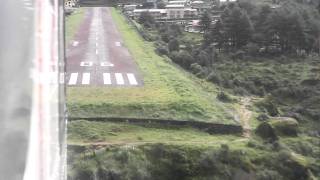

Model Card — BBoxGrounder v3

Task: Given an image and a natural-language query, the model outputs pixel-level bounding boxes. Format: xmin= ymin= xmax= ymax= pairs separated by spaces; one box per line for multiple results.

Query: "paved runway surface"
xmin=66 ymin=7 xmax=143 ymax=87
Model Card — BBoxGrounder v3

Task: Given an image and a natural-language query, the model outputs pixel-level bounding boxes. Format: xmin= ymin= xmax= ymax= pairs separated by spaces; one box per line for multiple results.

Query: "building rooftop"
xmin=133 ymin=9 xmax=149 ymax=13
xmin=191 ymin=1 xmax=204 ymax=4
xmin=133 ymin=9 xmax=167 ymax=13
xmin=184 ymin=8 xmax=197 ymax=11
xmin=220 ymin=0 xmax=237 ymax=2
xmin=149 ymin=9 xmax=167 ymax=13
xmin=124 ymin=5 xmax=137 ymax=7
xmin=165 ymin=4 xmax=185 ymax=8
xmin=168 ymin=0 xmax=187 ymax=4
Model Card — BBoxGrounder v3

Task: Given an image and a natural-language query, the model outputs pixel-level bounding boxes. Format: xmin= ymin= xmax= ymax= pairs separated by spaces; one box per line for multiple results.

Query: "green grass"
xmin=181 ymin=32 xmax=203 ymax=45
xmin=68 ymin=120 xmax=244 ymax=146
xmin=67 ymin=8 xmax=237 ymax=124
xmin=65 ymin=8 xmax=85 ymax=44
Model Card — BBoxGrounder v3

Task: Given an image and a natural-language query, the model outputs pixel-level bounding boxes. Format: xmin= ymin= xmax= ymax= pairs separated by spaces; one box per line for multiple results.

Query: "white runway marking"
xmin=127 ymin=73 xmax=138 ymax=85
xmin=115 ymin=42 xmax=121 ymax=47
xmin=80 ymin=61 xmax=93 ymax=66
xmin=103 ymin=73 xmax=112 ymax=85
xmin=82 ymin=73 xmax=90 ymax=85
xmin=115 ymin=73 xmax=124 ymax=85
xmin=72 ymin=41 xmax=79 ymax=47
xmin=68 ymin=73 xmax=78 ymax=85
xmin=96 ymin=49 xmax=99 ymax=55
xmin=100 ymin=62 xmax=114 ymax=67
xmin=96 ymin=42 xmax=98 ymax=47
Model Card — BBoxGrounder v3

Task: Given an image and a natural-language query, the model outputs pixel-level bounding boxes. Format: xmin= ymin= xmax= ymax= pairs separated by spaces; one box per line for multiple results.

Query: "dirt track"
xmin=66 ymin=7 xmax=143 ymax=87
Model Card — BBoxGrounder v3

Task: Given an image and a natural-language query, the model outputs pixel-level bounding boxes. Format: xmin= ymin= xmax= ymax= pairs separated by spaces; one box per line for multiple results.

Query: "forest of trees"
xmin=135 ymin=0 xmax=320 ymax=124
xmin=202 ymin=1 xmax=320 ymax=55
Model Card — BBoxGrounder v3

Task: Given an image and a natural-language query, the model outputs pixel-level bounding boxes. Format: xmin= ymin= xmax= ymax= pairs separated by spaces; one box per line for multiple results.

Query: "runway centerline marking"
xmin=80 ymin=61 xmax=93 ymax=66
xmin=103 ymin=73 xmax=112 ymax=85
xmin=127 ymin=73 xmax=138 ymax=85
xmin=115 ymin=42 xmax=121 ymax=47
xmin=82 ymin=73 xmax=90 ymax=85
xmin=96 ymin=49 xmax=99 ymax=55
xmin=68 ymin=73 xmax=78 ymax=85
xmin=115 ymin=73 xmax=124 ymax=85
xmin=101 ymin=62 xmax=114 ymax=67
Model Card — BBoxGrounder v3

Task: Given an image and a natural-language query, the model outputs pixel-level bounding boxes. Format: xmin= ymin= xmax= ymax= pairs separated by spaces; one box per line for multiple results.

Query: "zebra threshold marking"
xmin=67 ymin=72 xmax=139 ymax=86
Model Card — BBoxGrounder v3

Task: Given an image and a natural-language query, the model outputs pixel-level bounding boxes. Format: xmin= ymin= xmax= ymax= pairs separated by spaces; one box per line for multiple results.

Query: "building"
xmin=185 ymin=20 xmax=201 ymax=32
xmin=190 ymin=0 xmax=212 ymax=15
xmin=219 ymin=0 xmax=237 ymax=5
xmin=165 ymin=4 xmax=185 ymax=9
xmin=168 ymin=0 xmax=187 ymax=6
xmin=133 ymin=9 xmax=167 ymax=20
xmin=123 ymin=4 xmax=137 ymax=12
xmin=133 ymin=8 xmax=197 ymax=20
xmin=167 ymin=8 xmax=197 ymax=19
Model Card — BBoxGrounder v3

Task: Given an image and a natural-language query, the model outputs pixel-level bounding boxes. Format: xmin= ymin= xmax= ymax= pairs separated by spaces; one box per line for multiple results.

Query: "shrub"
xmin=290 ymin=141 xmax=314 ymax=156
xmin=231 ymin=50 xmax=245 ymax=60
xmin=245 ymin=42 xmax=260 ymax=56
xmin=170 ymin=51 xmax=194 ymax=69
xmin=257 ymin=113 xmax=269 ymax=121
xmin=256 ymin=169 xmax=282 ymax=180
xmin=190 ymin=63 xmax=203 ymax=74
xmin=234 ymin=87 xmax=249 ymax=96
xmin=71 ymin=161 xmax=97 ymax=180
xmin=138 ymin=12 xmax=155 ymax=28
xmin=156 ymin=45 xmax=168 ymax=56
xmin=255 ymin=122 xmax=278 ymax=141
xmin=168 ymin=38 xmax=180 ymax=52
xmin=217 ymin=92 xmax=233 ymax=103
xmin=207 ymin=72 xmax=221 ymax=84
xmin=255 ymin=97 xmax=280 ymax=116
xmin=160 ymin=33 xmax=169 ymax=43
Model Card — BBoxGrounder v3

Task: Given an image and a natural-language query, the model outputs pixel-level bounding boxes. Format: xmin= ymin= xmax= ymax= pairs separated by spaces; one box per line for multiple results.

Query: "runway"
xmin=66 ymin=7 xmax=143 ymax=87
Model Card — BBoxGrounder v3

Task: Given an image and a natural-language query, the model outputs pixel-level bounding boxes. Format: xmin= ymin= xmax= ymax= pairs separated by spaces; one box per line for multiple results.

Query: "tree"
xmin=221 ymin=5 xmax=253 ymax=49
xmin=265 ymin=4 xmax=313 ymax=53
xmin=210 ymin=20 xmax=225 ymax=51
xmin=156 ymin=0 xmax=166 ymax=9
xmin=170 ymin=51 xmax=194 ymax=69
xmin=138 ymin=12 xmax=155 ymax=28
xmin=141 ymin=2 xmax=154 ymax=9
xmin=168 ymin=24 xmax=182 ymax=37
xmin=168 ymin=38 xmax=180 ymax=52
xmin=252 ymin=5 xmax=272 ymax=49
xmin=198 ymin=50 xmax=210 ymax=66
xmin=199 ymin=11 xmax=212 ymax=33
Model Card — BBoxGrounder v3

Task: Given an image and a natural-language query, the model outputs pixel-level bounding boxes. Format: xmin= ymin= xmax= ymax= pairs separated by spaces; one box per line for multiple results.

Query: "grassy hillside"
xmin=67 ymin=8 xmax=237 ymax=124
xmin=68 ymin=120 xmax=241 ymax=146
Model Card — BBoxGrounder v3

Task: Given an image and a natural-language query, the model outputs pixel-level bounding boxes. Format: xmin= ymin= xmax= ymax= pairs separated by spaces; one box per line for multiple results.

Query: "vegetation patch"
xmin=67 ymin=8 xmax=237 ymax=124
xmin=68 ymin=120 xmax=241 ymax=145
xmin=68 ymin=141 xmax=319 ymax=180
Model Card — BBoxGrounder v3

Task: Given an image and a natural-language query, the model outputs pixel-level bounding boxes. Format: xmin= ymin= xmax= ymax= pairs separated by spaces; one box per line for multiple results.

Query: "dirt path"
xmin=238 ymin=97 xmax=253 ymax=138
